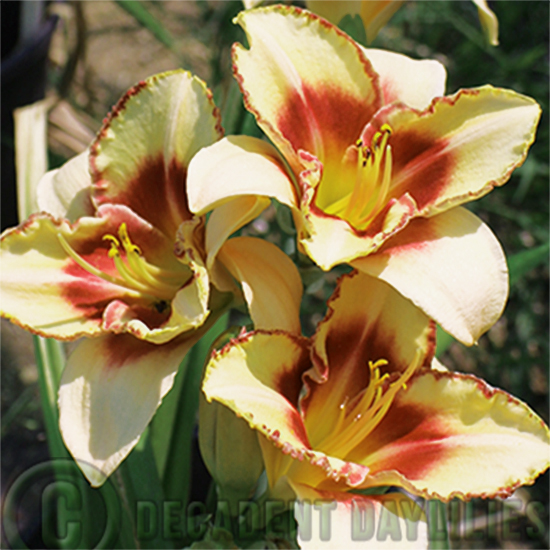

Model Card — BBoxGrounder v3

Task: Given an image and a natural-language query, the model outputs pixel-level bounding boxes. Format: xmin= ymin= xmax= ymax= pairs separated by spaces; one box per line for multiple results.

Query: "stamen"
xmin=118 ymin=225 xmax=188 ymax=295
xmin=316 ymin=352 xmax=421 ymax=458
xmin=356 ymin=145 xmax=392 ymax=225
xmin=379 ymin=124 xmax=393 ymax=139
xmin=58 ymin=224 xmax=189 ymax=302
xmin=372 ymin=131 xmax=383 ymax=149
xmin=58 ymin=233 xmax=155 ymax=299
xmin=119 ymin=223 xmax=142 ymax=255
xmin=111 ymin=253 xmax=155 ymax=295
xmin=327 ymin=396 xmax=350 ymax=439
xmin=103 ymin=234 xmax=120 ymax=247
xmin=108 ymin=223 xmax=187 ymax=282
xmin=327 ymin=124 xmax=393 ymax=229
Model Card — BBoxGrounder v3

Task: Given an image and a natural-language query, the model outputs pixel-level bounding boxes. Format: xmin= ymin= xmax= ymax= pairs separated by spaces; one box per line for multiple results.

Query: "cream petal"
xmin=202 ymin=331 xmax=311 ymax=455
xmin=471 ymin=0 xmax=499 ymax=46
xmin=91 ymin=70 xmax=222 ymax=237
xmin=371 ymin=86 xmax=541 ymax=217
xmin=36 ymin=151 xmax=95 ymax=222
xmin=360 ymin=47 xmax=446 ymax=110
xmin=218 ymin=237 xmax=303 ymax=335
xmin=354 ymin=370 xmax=550 ymax=500
xmin=233 ymin=5 xmax=382 ymax=174
xmin=1 ymin=214 xmax=122 ymax=340
xmin=187 ymin=135 xmax=298 ymax=216
xmin=303 ymin=271 xmax=434 ymax=447
xmin=352 ymin=207 xmax=508 ymax=345
xmin=59 ymin=331 xmax=200 ymax=486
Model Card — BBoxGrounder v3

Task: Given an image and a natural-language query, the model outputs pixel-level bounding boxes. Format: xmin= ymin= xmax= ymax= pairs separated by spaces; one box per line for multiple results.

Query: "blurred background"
xmin=1 ymin=1 xmax=548 ymax=548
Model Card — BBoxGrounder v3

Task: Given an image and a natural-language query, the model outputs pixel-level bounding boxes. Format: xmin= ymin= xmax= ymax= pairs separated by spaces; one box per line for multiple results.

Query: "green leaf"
xmin=161 ymin=313 xmax=230 ymax=505
xmin=508 ymin=242 xmax=549 ymax=287
xmin=115 ymin=1 xmax=176 ymax=52
xmin=275 ymin=202 xmax=296 ymax=236
xmin=32 ymin=338 xmax=72 ymax=549
xmin=34 ymin=337 xmax=69 ymax=459
xmin=118 ymin=429 xmax=174 ymax=549
xmin=338 ymin=14 xmax=367 ymax=46
xmin=428 ymin=500 xmax=450 ymax=550
xmin=240 ymin=109 xmax=263 ymax=138
xmin=435 ymin=326 xmax=455 ymax=358
xmin=150 ymin=353 xmax=189 ymax=479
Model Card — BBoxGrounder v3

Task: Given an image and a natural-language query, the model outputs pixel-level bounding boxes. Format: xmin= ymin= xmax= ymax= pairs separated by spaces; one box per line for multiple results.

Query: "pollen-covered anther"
xmin=103 ymin=234 xmax=121 ymax=258
xmin=372 ymin=124 xmax=393 ymax=150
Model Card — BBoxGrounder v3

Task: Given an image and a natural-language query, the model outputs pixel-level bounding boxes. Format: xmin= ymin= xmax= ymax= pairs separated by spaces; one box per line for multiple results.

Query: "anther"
xmin=119 ymin=223 xmax=142 ymax=255
xmin=103 ymin=233 xmax=121 ymax=258
xmin=103 ymin=234 xmax=120 ymax=247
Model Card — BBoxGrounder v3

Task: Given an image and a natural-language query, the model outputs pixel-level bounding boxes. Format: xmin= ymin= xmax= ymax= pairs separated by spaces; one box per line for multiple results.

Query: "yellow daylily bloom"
xmin=187 ymin=6 xmax=540 ymax=346
xmin=306 ymin=0 xmax=498 ymax=45
xmin=203 ymin=272 xmax=550 ymax=547
xmin=1 ymin=71 xmax=302 ymax=486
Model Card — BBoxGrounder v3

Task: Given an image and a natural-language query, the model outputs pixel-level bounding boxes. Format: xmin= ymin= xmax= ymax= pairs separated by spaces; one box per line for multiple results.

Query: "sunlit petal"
xmin=59 ymin=331 xmax=200 ymax=486
xmin=361 ymin=48 xmax=446 ymax=110
xmin=472 ymin=0 xmax=499 ymax=46
xmin=218 ymin=237 xmax=303 ymax=334
xmin=91 ymin=70 xmax=223 ymax=238
xmin=36 ymin=151 xmax=94 ymax=222
xmin=304 ymin=271 xmax=434 ymax=447
xmin=353 ymin=370 xmax=550 ymax=500
xmin=233 ymin=5 xmax=382 ymax=174
xmin=367 ymin=86 xmax=541 ymax=216
xmin=202 ymin=330 xmax=311 ymax=456
xmin=352 ymin=207 xmax=508 ymax=345
xmin=187 ymin=136 xmax=297 ymax=216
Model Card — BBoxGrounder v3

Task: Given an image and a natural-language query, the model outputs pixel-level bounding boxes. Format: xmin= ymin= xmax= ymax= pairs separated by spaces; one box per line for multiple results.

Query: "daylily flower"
xmin=202 ymin=271 xmax=550 ymax=548
xmin=0 ymin=70 xmax=302 ymax=486
xmin=305 ymin=0 xmax=499 ymax=46
xmin=187 ymin=5 xmax=541 ymax=346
